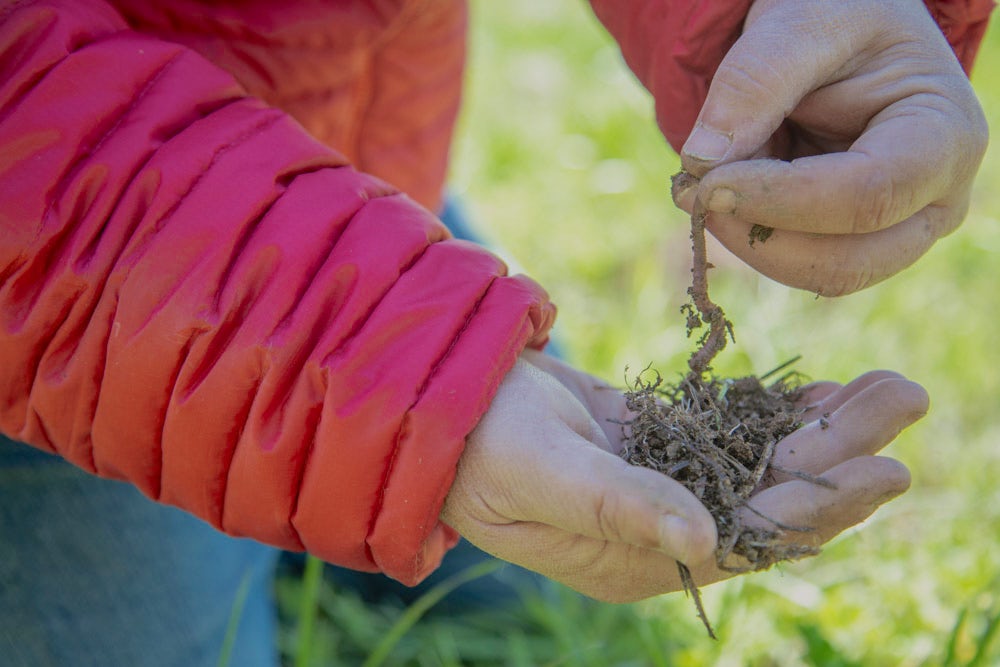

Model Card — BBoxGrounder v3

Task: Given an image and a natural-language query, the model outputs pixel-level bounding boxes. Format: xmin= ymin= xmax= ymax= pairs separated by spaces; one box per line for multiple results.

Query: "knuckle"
xmin=604 ymin=475 xmax=675 ymax=551
xmin=713 ymin=55 xmax=788 ymax=111
xmin=927 ymin=202 xmax=964 ymax=238
xmin=594 ymin=490 xmax=625 ymax=544
xmin=853 ymin=370 xmax=906 ymax=388
xmin=596 ymin=491 xmax=631 ymax=543
xmin=960 ymin=97 xmax=990 ymax=163
xmin=852 ymin=169 xmax=902 ymax=234
xmin=817 ymin=257 xmax=876 ymax=297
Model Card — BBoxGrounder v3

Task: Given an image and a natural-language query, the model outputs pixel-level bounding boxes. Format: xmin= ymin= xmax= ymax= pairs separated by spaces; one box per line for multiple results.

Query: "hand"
xmin=673 ymin=0 xmax=988 ymax=296
xmin=442 ymin=354 xmax=928 ymax=602
xmin=441 ymin=355 xmax=718 ymax=602
xmin=519 ymin=349 xmax=632 ymax=451
xmin=681 ymin=370 xmax=925 ymax=587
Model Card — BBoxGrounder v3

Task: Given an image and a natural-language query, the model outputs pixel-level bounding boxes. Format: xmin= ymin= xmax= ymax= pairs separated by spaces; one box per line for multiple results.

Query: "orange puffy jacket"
xmin=0 ymin=0 xmax=992 ymax=585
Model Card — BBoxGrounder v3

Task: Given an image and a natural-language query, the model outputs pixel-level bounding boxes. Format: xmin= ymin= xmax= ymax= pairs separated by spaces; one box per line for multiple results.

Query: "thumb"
xmin=680 ymin=3 xmax=855 ymax=176
xmin=514 ymin=432 xmax=718 ymax=565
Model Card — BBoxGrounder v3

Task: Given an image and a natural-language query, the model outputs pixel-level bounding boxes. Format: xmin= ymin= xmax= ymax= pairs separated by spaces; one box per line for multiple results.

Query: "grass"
xmin=274 ymin=1 xmax=1000 ymax=664
xmin=217 ymin=568 xmax=253 ymax=667
xmin=292 ymin=555 xmax=324 ymax=667
xmin=357 ymin=561 xmax=504 ymax=667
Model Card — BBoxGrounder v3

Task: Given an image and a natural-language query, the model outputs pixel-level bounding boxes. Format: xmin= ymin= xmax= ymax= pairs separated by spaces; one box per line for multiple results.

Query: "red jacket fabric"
xmin=589 ymin=0 xmax=996 ymax=152
xmin=0 ymin=0 xmax=992 ymax=585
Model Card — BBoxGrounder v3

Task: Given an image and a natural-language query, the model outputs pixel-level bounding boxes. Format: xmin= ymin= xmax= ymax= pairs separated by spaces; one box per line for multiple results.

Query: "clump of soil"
xmin=617 ymin=172 xmax=832 ymax=638
xmin=621 ymin=366 xmax=820 ymax=573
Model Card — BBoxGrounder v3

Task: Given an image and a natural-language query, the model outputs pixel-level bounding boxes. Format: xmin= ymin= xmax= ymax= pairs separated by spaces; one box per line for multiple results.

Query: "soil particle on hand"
xmin=749 ymin=224 xmax=774 ymax=247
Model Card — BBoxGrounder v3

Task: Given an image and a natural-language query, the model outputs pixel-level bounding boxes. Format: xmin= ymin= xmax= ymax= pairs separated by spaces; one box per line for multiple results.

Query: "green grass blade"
xmin=969 ymin=601 xmax=1000 ymax=667
xmin=796 ymin=621 xmax=862 ymax=667
xmin=362 ymin=559 xmax=504 ymax=667
xmin=634 ymin=613 xmax=672 ymax=667
xmin=216 ymin=569 xmax=254 ymax=667
xmin=294 ymin=555 xmax=325 ymax=667
xmin=941 ymin=606 xmax=968 ymax=667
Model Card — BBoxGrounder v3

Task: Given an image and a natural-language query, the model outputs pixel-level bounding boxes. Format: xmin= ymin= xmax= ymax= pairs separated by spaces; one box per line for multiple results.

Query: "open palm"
xmin=443 ymin=351 xmax=926 ymax=602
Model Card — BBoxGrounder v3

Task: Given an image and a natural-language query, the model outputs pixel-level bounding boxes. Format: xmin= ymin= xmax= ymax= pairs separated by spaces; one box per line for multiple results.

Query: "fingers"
xmin=671 ymin=0 xmax=987 ymax=296
xmin=481 ymin=453 xmax=910 ymax=603
xmin=697 ymin=109 xmax=978 ymax=236
xmin=444 ymin=358 xmax=716 ymax=571
xmin=692 ymin=99 xmax=982 ymax=294
xmin=801 ymin=370 xmax=905 ymax=419
xmin=448 ymin=360 xmax=921 ymax=603
xmin=698 ymin=152 xmax=950 ymax=236
xmin=679 ymin=1 xmax=856 ymax=177
xmin=741 ymin=455 xmax=911 ymax=550
xmin=702 ymin=206 xmax=941 ymax=296
xmin=796 ymin=381 xmax=841 ymax=412
xmin=511 ymin=436 xmax=718 ymax=565
xmin=445 ymin=412 xmax=718 ymax=602
xmin=700 ymin=11 xmax=987 ymax=236
xmin=773 ymin=378 xmax=928 ymax=484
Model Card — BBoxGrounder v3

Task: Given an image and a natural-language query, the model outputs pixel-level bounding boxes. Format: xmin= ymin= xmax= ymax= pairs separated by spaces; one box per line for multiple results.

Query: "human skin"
xmin=444 ymin=0 xmax=964 ymax=602
xmin=442 ymin=351 xmax=925 ymax=602
xmin=672 ymin=0 xmax=989 ymax=296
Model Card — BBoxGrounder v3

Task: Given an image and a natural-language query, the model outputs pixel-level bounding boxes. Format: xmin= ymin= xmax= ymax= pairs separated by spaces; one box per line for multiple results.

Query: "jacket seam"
xmin=89 ymin=291 xmax=120 ymax=475
xmin=216 ymin=370 xmax=265 ymax=529
xmin=205 ymin=173 xmax=382 ymax=534
xmin=117 ymin=109 xmax=284 ymax=335
xmin=154 ymin=332 xmax=201 ymax=501
xmin=284 ymin=192 xmax=425 ymax=550
xmin=140 ymin=111 xmax=285 ymax=500
xmin=2 ymin=49 xmax=181 ymax=263
xmin=363 ymin=273 xmax=498 ymax=569
xmin=21 ymin=286 xmax=83 ymax=455
xmin=71 ymin=96 xmax=250 ymax=480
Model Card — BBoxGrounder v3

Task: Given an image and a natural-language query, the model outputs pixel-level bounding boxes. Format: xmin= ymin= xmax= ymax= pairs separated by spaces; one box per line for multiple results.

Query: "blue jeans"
xmin=0 ymin=435 xmax=280 ymax=667
xmin=0 ymin=199 xmax=551 ymax=666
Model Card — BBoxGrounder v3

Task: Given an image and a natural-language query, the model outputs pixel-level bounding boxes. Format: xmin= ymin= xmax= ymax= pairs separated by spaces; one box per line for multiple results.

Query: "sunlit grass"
xmin=277 ymin=1 xmax=1000 ymax=664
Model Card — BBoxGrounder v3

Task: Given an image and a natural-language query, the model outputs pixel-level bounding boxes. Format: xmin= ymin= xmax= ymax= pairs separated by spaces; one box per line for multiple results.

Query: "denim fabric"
xmin=0 ymin=198 xmax=556 ymax=667
xmin=0 ymin=435 xmax=280 ymax=667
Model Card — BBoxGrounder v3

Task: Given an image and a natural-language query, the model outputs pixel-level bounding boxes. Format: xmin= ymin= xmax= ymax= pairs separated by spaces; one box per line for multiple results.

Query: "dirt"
xmin=615 ymin=172 xmax=831 ymax=638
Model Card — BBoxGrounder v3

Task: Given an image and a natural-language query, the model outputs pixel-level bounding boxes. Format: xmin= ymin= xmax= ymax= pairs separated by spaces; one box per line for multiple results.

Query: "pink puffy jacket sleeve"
xmin=0 ymin=0 xmax=554 ymax=585
xmin=588 ymin=0 xmax=995 ymax=152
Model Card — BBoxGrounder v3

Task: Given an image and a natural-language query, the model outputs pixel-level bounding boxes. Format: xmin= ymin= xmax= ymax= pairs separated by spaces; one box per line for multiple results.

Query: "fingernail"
xmin=659 ymin=515 xmax=691 ymax=562
xmin=706 ymin=187 xmax=737 ymax=214
xmin=671 ymin=177 xmax=695 ymax=201
xmin=682 ymin=124 xmax=733 ymax=163
xmin=672 ymin=182 xmax=696 ymax=210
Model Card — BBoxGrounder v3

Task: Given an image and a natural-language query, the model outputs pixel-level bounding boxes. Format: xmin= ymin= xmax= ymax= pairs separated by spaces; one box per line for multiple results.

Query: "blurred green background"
xmin=277 ymin=2 xmax=1000 ymax=664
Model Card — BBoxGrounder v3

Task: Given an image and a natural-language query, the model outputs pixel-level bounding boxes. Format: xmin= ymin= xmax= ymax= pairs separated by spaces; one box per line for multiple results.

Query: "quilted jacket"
xmin=0 ymin=0 xmax=992 ymax=585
